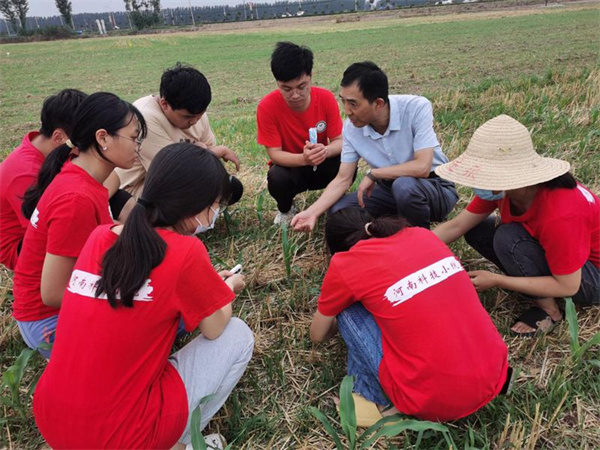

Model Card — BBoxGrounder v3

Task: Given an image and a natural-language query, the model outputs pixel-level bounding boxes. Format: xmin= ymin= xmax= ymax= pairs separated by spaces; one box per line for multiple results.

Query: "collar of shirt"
xmin=363 ymin=98 xmax=402 ymax=140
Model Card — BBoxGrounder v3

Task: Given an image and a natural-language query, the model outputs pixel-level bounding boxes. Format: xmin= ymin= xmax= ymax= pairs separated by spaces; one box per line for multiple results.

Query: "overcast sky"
xmin=29 ymin=0 xmax=243 ymax=17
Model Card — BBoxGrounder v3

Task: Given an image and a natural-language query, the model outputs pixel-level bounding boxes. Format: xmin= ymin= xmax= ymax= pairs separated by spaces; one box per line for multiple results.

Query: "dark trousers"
xmin=267 ymin=156 xmax=342 ymax=213
xmin=331 ymin=174 xmax=458 ymax=229
xmin=466 ymin=218 xmax=600 ymax=305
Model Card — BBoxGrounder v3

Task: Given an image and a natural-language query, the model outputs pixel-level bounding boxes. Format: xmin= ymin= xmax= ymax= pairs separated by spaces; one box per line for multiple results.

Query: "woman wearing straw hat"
xmin=434 ymin=115 xmax=599 ymax=336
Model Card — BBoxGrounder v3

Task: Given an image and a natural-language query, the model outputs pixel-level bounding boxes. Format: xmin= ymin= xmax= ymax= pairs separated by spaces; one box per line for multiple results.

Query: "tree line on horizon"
xmin=1 ymin=0 xmax=442 ymax=35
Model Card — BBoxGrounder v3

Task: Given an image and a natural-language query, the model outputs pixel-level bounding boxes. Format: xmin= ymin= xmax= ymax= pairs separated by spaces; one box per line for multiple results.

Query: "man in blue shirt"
xmin=292 ymin=61 xmax=457 ymax=231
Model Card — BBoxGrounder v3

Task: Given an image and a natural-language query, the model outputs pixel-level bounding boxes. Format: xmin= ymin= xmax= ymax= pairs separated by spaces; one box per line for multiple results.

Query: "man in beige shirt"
xmin=116 ymin=63 xmax=242 ymax=202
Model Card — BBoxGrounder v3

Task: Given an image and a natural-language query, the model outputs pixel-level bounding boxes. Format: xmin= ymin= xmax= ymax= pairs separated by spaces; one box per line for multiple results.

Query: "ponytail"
xmin=21 ymin=144 xmax=71 ymax=219
xmin=326 ymin=208 xmax=408 ymax=255
xmin=95 ymin=203 xmax=166 ymax=308
xmin=22 ymin=92 xmax=147 ymax=220
xmin=95 ymin=143 xmax=229 ymax=308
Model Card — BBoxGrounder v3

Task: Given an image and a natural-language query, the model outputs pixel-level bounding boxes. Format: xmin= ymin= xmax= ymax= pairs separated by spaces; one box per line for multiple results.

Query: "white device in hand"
xmin=229 ymin=264 xmax=243 ymax=274
xmin=309 ymin=127 xmax=318 ymax=172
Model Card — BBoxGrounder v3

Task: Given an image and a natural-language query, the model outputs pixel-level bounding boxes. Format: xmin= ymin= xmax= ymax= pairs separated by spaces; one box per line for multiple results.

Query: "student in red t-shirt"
xmin=257 ymin=42 xmax=345 ymax=225
xmin=33 ymin=143 xmax=254 ymax=450
xmin=0 ymin=89 xmax=87 ymax=270
xmin=311 ymin=208 xmax=509 ymax=424
xmin=12 ymin=92 xmax=147 ymax=357
xmin=434 ymin=115 xmax=599 ymax=336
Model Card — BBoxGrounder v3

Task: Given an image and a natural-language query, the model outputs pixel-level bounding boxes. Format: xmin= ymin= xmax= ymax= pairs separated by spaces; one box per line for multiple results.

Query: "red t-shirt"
xmin=466 ymin=184 xmax=600 ymax=274
xmin=34 ymin=225 xmax=235 ymax=449
xmin=0 ymin=132 xmax=45 ymax=270
xmin=12 ymin=161 xmax=113 ymax=321
xmin=256 ymin=86 xmax=343 ymax=159
xmin=318 ymin=227 xmax=508 ymax=422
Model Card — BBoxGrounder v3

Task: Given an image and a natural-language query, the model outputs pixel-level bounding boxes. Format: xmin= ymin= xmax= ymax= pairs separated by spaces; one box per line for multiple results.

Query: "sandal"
xmin=511 ymin=306 xmax=561 ymax=337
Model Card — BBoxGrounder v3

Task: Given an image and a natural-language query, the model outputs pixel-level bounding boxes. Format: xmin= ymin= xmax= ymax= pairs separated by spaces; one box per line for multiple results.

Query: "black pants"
xmin=465 ymin=218 xmax=600 ymax=305
xmin=331 ymin=173 xmax=458 ymax=229
xmin=267 ymin=156 xmax=342 ymax=213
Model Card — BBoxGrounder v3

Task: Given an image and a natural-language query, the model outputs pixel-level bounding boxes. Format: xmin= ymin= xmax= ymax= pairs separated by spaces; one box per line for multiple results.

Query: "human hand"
xmin=210 ymin=145 xmax=241 ymax=171
xmin=467 ymin=270 xmax=498 ymax=291
xmin=223 ymin=273 xmax=245 ymax=294
xmin=291 ymin=210 xmax=318 ymax=232
xmin=302 ymin=142 xmax=327 ymax=167
xmin=357 ymin=176 xmax=376 ymax=208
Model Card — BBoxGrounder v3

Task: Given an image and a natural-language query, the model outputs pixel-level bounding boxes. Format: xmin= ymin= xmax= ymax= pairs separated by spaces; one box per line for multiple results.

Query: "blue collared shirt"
xmin=341 ymin=95 xmax=448 ymax=170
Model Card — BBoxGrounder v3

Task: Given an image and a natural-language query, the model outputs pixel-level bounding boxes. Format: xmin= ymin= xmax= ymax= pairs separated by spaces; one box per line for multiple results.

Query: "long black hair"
xmin=95 ymin=143 xmax=231 ymax=308
xmin=541 ymin=172 xmax=577 ymax=190
xmin=326 ymin=208 xmax=408 ymax=255
xmin=21 ymin=92 xmax=147 ymax=219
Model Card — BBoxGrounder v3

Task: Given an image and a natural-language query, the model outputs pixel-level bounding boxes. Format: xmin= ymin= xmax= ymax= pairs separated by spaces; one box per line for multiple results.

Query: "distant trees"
xmin=124 ymin=0 xmax=161 ymax=29
xmin=0 ymin=0 xmax=28 ymax=33
xmin=55 ymin=0 xmax=73 ymax=28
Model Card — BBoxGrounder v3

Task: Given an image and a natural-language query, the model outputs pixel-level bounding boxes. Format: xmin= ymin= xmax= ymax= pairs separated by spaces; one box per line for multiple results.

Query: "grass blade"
xmin=309 ymin=406 xmax=345 ymax=450
xmin=565 ymin=298 xmax=580 ymax=357
xmin=190 ymin=404 xmax=207 ymax=450
xmin=361 ymin=419 xmax=450 ymax=448
xmin=339 ymin=375 xmax=357 ymax=449
xmin=573 ymin=333 xmax=600 ymax=361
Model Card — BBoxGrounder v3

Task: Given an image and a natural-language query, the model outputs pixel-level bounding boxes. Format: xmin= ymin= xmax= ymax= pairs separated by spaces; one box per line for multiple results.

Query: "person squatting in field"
xmin=11 ymin=92 xmax=147 ymax=358
xmin=33 ymin=143 xmax=253 ymax=449
xmin=310 ymin=208 xmax=510 ymax=425
xmin=434 ymin=115 xmax=599 ymax=336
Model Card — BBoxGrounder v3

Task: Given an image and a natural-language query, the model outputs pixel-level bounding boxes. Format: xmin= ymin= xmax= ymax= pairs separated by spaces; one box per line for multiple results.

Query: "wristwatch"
xmin=365 ymin=169 xmax=378 ymax=182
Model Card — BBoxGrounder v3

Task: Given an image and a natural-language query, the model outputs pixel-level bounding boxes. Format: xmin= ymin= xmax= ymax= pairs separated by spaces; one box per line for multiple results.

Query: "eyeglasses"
xmin=115 ymin=134 xmax=144 ymax=151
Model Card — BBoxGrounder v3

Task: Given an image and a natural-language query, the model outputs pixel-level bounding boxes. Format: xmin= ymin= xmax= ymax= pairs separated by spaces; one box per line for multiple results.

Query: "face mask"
xmin=194 ymin=206 xmax=220 ymax=234
xmin=473 ymin=188 xmax=505 ymax=201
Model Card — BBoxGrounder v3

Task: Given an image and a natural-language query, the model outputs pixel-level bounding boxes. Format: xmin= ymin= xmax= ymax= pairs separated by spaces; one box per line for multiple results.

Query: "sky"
xmin=28 ymin=0 xmax=244 ymax=17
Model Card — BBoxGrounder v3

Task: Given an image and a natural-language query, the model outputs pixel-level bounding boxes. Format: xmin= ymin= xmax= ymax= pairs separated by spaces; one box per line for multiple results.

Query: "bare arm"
xmin=371 ymin=148 xmax=434 ymax=180
xmin=199 ymin=302 xmax=233 ymax=340
xmin=291 ymin=161 xmax=358 ymax=231
xmin=325 ymin=134 xmax=343 ymax=158
xmin=469 ymin=269 xmax=582 ymax=298
xmin=310 ymin=311 xmax=338 ymax=342
xmin=41 ymin=253 xmax=77 ymax=308
xmin=433 ymin=209 xmax=490 ymax=244
xmin=266 ymin=146 xmax=308 ymax=168
xmin=207 ymin=144 xmax=241 ymax=171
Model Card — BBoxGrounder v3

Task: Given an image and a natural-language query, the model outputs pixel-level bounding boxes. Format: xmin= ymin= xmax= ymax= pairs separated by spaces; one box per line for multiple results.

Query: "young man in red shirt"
xmin=257 ymin=42 xmax=344 ymax=225
xmin=0 ymin=89 xmax=87 ymax=270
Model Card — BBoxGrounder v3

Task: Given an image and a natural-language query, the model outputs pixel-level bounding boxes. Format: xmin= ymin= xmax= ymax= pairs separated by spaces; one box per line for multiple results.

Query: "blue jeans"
xmin=466 ymin=218 xmax=600 ymax=305
xmin=337 ymin=303 xmax=389 ymax=406
xmin=16 ymin=315 xmax=58 ymax=359
xmin=331 ymin=174 xmax=458 ymax=229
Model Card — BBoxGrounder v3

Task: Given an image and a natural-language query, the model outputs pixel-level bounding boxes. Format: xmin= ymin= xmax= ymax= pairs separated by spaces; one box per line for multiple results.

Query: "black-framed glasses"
xmin=115 ymin=134 xmax=144 ymax=151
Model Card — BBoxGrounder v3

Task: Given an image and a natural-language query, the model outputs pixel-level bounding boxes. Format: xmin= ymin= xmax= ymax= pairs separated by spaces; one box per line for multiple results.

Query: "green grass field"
xmin=1 ymin=1 xmax=599 ymax=448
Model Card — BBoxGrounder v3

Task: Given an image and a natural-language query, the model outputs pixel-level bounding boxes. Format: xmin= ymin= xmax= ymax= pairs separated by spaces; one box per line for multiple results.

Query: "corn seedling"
xmin=565 ymin=297 xmax=600 ymax=364
xmin=281 ymin=223 xmax=298 ymax=279
xmin=309 ymin=376 xmax=454 ymax=449
xmin=190 ymin=394 xmax=232 ymax=450
xmin=255 ymin=189 xmax=266 ymax=225
xmin=0 ymin=348 xmax=38 ymax=421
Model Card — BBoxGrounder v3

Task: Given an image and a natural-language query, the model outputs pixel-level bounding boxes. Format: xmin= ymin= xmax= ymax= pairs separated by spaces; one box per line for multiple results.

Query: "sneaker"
xmin=204 ymin=433 xmax=227 ymax=450
xmin=274 ymin=205 xmax=298 ymax=225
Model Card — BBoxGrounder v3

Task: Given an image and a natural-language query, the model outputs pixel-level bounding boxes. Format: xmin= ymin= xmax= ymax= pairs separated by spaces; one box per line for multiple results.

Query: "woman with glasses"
xmin=12 ymin=92 xmax=147 ymax=358
xmin=33 ymin=143 xmax=253 ymax=450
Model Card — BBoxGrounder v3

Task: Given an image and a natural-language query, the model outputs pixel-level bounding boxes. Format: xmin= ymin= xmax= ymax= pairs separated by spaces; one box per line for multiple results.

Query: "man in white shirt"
xmin=292 ymin=61 xmax=457 ymax=231
xmin=116 ymin=63 xmax=242 ymax=203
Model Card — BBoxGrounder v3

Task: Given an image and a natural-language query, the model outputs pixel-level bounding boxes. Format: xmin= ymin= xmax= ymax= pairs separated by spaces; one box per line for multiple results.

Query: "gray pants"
xmin=331 ymin=175 xmax=458 ymax=229
xmin=169 ymin=317 xmax=254 ymax=444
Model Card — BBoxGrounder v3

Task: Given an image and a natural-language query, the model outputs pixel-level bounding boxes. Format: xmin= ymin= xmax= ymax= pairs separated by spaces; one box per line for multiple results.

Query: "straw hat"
xmin=435 ymin=115 xmax=570 ymax=190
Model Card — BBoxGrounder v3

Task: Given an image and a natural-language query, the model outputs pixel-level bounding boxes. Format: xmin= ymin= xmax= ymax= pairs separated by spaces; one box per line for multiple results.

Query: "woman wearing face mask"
xmin=12 ymin=92 xmax=147 ymax=357
xmin=33 ymin=143 xmax=254 ymax=450
xmin=434 ymin=115 xmax=599 ymax=336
